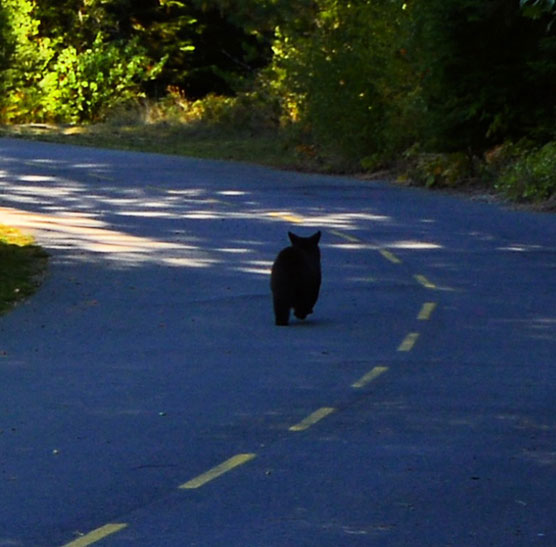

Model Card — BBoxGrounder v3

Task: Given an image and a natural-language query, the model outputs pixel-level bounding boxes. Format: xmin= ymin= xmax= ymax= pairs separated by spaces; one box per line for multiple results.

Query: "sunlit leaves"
xmin=270 ymin=0 xmax=415 ymax=165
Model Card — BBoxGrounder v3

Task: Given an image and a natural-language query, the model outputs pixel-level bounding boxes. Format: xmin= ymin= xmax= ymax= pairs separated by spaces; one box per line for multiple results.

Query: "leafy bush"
xmin=146 ymin=83 xmax=281 ymax=134
xmin=0 ymin=0 xmax=55 ymax=121
xmin=402 ymin=147 xmax=474 ymax=188
xmin=410 ymin=0 xmax=556 ymax=151
xmin=496 ymin=141 xmax=556 ymax=201
xmin=0 ymin=1 xmax=164 ymax=123
xmin=271 ymin=1 xmax=416 ymax=168
xmin=37 ymin=34 xmax=165 ymax=123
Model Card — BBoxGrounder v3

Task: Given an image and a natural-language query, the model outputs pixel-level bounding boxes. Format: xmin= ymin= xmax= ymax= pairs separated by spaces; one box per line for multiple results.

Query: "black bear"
xmin=270 ymin=231 xmax=321 ymax=326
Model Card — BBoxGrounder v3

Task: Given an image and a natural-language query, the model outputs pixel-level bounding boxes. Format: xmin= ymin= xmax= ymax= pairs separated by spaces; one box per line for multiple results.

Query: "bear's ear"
xmin=311 ymin=231 xmax=321 ymax=244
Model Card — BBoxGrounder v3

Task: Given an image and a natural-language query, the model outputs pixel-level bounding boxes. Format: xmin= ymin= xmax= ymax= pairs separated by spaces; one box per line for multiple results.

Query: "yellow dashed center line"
xmin=61 ymin=523 xmax=128 ymax=547
xmin=398 ymin=332 xmax=420 ymax=352
xmin=269 ymin=221 xmax=403 ymax=269
xmin=60 ymin=213 xmax=440 ymax=543
xmin=352 ymin=366 xmax=389 ymax=389
xmin=289 ymin=407 xmax=336 ymax=432
xmin=179 ymin=453 xmax=256 ymax=489
xmin=43 ymin=191 xmax=448 ymax=547
xmin=328 ymin=231 xmax=403 ymax=266
xmin=379 ymin=249 xmax=402 ymax=264
xmin=329 ymin=229 xmax=361 ymax=243
xmin=414 ymin=274 xmax=437 ymax=290
xmin=418 ymin=302 xmax=437 ymax=320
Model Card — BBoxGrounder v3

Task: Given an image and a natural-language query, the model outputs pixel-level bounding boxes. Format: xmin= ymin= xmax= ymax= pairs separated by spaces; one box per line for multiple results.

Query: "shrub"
xmin=403 ymin=147 xmax=474 ymax=188
xmin=0 ymin=0 xmax=165 ymax=123
xmin=410 ymin=0 xmax=556 ymax=151
xmin=0 ymin=0 xmax=55 ymax=122
xmin=496 ymin=141 xmax=556 ymax=201
xmin=270 ymin=1 xmax=416 ymax=167
xmin=147 ymin=83 xmax=281 ymax=134
xmin=32 ymin=34 xmax=165 ymax=123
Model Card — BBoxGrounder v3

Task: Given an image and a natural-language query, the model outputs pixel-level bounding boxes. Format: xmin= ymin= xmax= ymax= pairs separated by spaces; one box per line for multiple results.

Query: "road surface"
xmin=0 ymin=138 xmax=555 ymax=546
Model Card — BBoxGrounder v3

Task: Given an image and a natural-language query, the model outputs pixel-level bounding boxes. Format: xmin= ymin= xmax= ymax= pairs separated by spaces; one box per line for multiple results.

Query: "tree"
xmin=0 ymin=0 xmax=164 ymax=123
xmin=270 ymin=0 xmax=415 ymax=165
xmin=409 ymin=0 xmax=556 ymax=151
xmin=0 ymin=0 xmax=56 ymax=122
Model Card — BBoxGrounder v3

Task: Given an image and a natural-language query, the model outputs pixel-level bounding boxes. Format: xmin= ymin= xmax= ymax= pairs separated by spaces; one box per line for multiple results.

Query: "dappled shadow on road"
xmin=1 ymin=139 xmax=554 ymax=331
xmin=1 ymin=141 xmax=555 ymax=547
xmin=0 ymin=142 xmax=402 ymax=276
xmin=0 ymin=206 xmax=220 ymax=269
xmin=1 ymin=140 xmax=554 ymax=297
xmin=1 ymin=139 xmax=555 ymax=348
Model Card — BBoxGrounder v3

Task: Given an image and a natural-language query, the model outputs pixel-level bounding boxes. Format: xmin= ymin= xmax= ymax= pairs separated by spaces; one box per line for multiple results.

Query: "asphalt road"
xmin=0 ymin=138 xmax=555 ymax=546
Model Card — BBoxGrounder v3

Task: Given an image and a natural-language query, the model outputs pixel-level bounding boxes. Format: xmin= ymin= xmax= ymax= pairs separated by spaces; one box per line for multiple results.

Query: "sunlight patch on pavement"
xmin=309 ymin=212 xmax=390 ymax=225
xmin=329 ymin=229 xmax=361 ymax=243
xmin=234 ymin=259 xmax=272 ymax=275
xmin=498 ymin=243 xmax=546 ymax=252
xmin=218 ymin=190 xmax=247 ymax=196
xmin=327 ymin=242 xmax=377 ymax=250
xmin=379 ymin=249 xmax=402 ymax=264
xmin=267 ymin=211 xmax=390 ymax=230
xmin=182 ymin=211 xmax=225 ymax=219
xmin=163 ymin=257 xmax=219 ymax=267
xmin=267 ymin=211 xmax=304 ymax=224
xmin=0 ymin=207 xmax=215 ymax=268
xmin=414 ymin=274 xmax=437 ymax=290
xmin=390 ymin=240 xmax=443 ymax=250
xmin=215 ymin=247 xmax=252 ymax=254
xmin=18 ymin=175 xmax=58 ymax=183
xmin=117 ymin=210 xmax=179 ymax=218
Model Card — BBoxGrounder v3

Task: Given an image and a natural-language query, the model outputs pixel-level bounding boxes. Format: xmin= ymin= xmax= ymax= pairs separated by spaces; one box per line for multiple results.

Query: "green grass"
xmin=0 ymin=122 xmax=328 ymax=172
xmin=0 ymin=224 xmax=48 ymax=315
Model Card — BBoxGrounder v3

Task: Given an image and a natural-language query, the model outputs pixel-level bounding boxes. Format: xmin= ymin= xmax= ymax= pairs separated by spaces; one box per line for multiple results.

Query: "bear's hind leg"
xmin=273 ymin=295 xmax=290 ymax=326
xmin=293 ymin=307 xmax=310 ymax=320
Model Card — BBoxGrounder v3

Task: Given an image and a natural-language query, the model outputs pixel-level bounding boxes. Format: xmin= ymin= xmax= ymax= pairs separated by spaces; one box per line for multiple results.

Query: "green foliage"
xmin=271 ymin=1 xmax=416 ymax=167
xmin=0 ymin=0 xmax=278 ymax=123
xmin=35 ymin=0 xmax=116 ymax=46
xmin=0 ymin=0 xmax=53 ymax=120
xmin=38 ymin=34 xmax=165 ymax=123
xmin=0 ymin=0 xmax=165 ymax=123
xmin=410 ymin=0 xmax=556 ymax=151
xmin=116 ymin=0 xmax=275 ymax=98
xmin=0 ymin=224 xmax=48 ymax=315
xmin=403 ymin=149 xmax=474 ymax=188
xmin=496 ymin=141 xmax=556 ymax=201
xmin=149 ymin=85 xmax=281 ymax=134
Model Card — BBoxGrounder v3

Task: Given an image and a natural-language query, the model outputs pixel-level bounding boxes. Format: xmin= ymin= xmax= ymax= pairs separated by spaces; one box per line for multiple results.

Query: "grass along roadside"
xmin=0 ymin=122 xmax=326 ymax=172
xmin=1 ymin=121 xmax=554 ymax=211
xmin=0 ymin=224 xmax=48 ymax=315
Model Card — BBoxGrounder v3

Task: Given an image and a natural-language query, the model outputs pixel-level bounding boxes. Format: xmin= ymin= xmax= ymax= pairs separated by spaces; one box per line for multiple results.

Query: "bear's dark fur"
xmin=270 ymin=231 xmax=321 ymax=326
